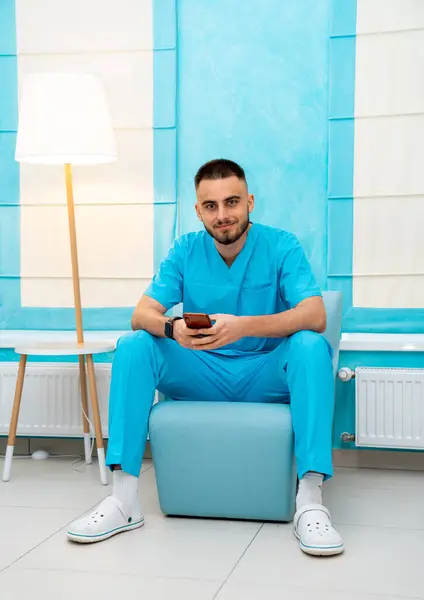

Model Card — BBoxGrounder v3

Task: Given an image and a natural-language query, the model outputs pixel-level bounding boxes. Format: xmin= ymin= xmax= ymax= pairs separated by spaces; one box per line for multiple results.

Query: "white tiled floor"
xmin=0 ymin=457 xmax=423 ymax=600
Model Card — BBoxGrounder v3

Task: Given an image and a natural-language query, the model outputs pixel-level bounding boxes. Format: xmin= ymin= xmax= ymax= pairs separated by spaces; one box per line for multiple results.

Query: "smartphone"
xmin=183 ymin=313 xmax=213 ymax=337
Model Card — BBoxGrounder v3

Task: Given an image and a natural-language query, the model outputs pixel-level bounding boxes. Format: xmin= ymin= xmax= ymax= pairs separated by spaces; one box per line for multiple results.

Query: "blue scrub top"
xmin=144 ymin=223 xmax=321 ymax=355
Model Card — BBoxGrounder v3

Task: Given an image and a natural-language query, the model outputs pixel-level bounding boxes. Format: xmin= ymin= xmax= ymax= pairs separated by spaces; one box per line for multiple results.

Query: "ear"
xmin=247 ymin=194 xmax=254 ymax=213
xmin=195 ymin=203 xmax=203 ymax=222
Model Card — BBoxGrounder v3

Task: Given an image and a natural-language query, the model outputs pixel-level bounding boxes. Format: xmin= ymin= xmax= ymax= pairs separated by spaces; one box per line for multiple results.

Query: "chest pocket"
xmin=242 ymin=280 xmax=273 ymax=290
xmin=240 ymin=280 xmax=276 ymax=315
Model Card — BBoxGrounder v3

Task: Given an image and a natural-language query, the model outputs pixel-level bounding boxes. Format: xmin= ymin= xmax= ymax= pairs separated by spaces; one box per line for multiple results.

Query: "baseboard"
xmin=0 ymin=437 xmax=30 ymax=456
xmin=0 ymin=437 xmax=152 ymax=460
xmin=1 ymin=438 xmax=421 ymax=472
xmin=333 ymin=449 xmax=424 ymax=471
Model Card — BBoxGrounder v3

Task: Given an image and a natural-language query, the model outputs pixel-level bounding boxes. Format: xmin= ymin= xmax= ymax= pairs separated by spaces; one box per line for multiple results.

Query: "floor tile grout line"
xmin=326 ymin=484 xmax=424 ymax=491
xmin=297 ymin=581 xmax=424 ymax=600
xmin=212 ymin=523 xmax=264 ymax=600
xmin=328 ymin=517 xmax=424 ymax=532
xmin=141 ymin=464 xmax=154 ymax=475
xmin=0 ymin=462 xmax=187 ymax=579
xmin=0 ymin=500 xmax=103 ymax=576
xmin=242 ymin=579 xmax=424 ymax=600
xmin=5 ymin=493 xmax=424 ymax=534
xmin=0 ymin=502 xmax=108 ymax=510
xmin=0 ymin=565 xmax=222 ymax=585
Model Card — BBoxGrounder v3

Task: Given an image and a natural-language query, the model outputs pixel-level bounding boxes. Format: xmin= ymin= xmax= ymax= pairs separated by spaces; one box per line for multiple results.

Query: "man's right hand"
xmin=172 ymin=319 xmax=210 ymax=349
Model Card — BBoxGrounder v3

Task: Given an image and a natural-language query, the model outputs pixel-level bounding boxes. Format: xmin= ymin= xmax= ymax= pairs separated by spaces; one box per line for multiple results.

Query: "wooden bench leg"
xmin=86 ymin=354 xmax=107 ymax=485
xmin=2 ymin=354 xmax=27 ymax=482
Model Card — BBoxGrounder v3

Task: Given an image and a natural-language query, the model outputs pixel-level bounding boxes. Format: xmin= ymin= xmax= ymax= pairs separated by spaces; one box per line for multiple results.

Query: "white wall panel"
xmin=355 ymin=30 xmax=424 ymax=117
xmin=354 ymin=115 xmax=424 ymax=198
xmin=21 ymin=278 xmax=151 ymax=308
xmin=15 ymin=0 xmax=153 ymax=54
xmin=19 ymin=51 xmax=153 ymax=129
xmin=357 ymin=0 xmax=424 ymax=34
xmin=20 ymin=131 xmax=154 ymax=206
xmin=354 ymin=3 xmax=424 ymax=309
xmin=21 ymin=204 xmax=154 ymax=279
xmin=72 ymin=131 xmax=154 ymax=205
xmin=16 ymin=0 xmax=155 ymax=310
xmin=353 ymin=276 xmax=424 ymax=309
xmin=353 ymin=196 xmax=424 ymax=275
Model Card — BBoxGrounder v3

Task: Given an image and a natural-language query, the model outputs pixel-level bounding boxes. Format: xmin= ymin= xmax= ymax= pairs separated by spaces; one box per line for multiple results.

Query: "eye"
xmin=227 ymin=199 xmax=238 ymax=206
xmin=205 ymin=203 xmax=215 ymax=211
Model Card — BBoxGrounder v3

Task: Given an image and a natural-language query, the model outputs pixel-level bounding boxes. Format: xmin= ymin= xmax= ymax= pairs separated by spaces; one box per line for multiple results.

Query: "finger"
xmin=185 ymin=328 xmax=200 ymax=337
xmin=193 ymin=340 xmax=221 ymax=351
xmin=198 ymin=326 xmax=217 ymax=335
xmin=191 ymin=334 xmax=219 ymax=346
xmin=191 ymin=334 xmax=220 ymax=347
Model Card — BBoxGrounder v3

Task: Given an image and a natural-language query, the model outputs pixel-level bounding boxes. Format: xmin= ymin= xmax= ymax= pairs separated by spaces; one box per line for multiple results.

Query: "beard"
xmin=204 ymin=212 xmax=250 ymax=245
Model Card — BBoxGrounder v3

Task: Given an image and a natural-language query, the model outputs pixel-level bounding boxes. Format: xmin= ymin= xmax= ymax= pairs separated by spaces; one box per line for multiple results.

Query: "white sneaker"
xmin=67 ymin=496 xmax=144 ymax=544
xmin=293 ymin=503 xmax=344 ymax=556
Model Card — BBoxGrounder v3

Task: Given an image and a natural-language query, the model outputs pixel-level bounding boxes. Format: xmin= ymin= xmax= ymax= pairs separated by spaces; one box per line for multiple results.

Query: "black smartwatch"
xmin=164 ymin=317 xmax=183 ymax=340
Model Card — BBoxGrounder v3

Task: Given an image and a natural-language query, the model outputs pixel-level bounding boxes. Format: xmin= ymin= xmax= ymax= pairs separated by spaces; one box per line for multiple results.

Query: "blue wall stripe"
xmin=0 ymin=0 xmax=17 ymax=54
xmin=153 ymin=51 xmax=177 ymax=128
xmin=327 ymin=198 xmax=353 ymax=276
xmin=0 ymin=278 xmax=20 ymax=327
xmin=0 ymin=1 xmax=178 ymax=331
xmin=0 ymin=57 xmax=18 ymax=130
xmin=3 ymin=306 xmax=134 ymax=331
xmin=0 ymin=206 xmax=20 ymax=276
xmin=153 ymin=0 xmax=178 ymax=274
xmin=0 ymin=1 xmax=19 ymax=329
xmin=327 ymin=276 xmax=352 ymax=315
xmin=344 ymin=309 xmax=424 ymax=334
xmin=153 ymin=203 xmax=178 ymax=274
xmin=327 ymin=119 xmax=354 ymax=198
xmin=152 ymin=0 xmax=176 ymax=50
xmin=0 ymin=348 xmax=115 ymax=364
xmin=330 ymin=0 xmax=357 ymax=37
xmin=153 ymin=128 xmax=177 ymax=207
xmin=328 ymin=0 xmax=357 ymax=328
xmin=329 ymin=37 xmax=356 ymax=119
xmin=0 ymin=132 xmax=19 ymax=203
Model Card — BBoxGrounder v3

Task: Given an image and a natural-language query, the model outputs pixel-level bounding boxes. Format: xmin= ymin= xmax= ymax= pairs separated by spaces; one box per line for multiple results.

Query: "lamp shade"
xmin=15 ymin=72 xmax=117 ymax=165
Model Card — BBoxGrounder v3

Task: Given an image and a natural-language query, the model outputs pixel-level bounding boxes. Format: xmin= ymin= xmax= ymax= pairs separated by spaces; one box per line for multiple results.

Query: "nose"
xmin=217 ymin=205 xmax=229 ymax=221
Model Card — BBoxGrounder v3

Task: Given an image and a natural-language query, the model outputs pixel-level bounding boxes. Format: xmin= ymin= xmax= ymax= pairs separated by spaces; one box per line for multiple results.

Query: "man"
xmin=67 ymin=159 xmax=344 ymax=556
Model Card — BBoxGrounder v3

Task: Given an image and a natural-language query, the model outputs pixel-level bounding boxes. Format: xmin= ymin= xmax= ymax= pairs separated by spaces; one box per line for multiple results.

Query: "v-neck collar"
xmin=210 ymin=222 xmax=257 ymax=280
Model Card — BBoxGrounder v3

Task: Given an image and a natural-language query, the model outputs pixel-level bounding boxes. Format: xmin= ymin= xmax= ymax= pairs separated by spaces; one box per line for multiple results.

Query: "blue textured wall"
xmin=177 ymin=0 xmax=331 ymax=287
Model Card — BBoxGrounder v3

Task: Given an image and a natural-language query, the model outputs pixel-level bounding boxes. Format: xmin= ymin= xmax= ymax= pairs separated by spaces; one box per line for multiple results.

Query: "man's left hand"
xmin=190 ymin=314 xmax=244 ymax=350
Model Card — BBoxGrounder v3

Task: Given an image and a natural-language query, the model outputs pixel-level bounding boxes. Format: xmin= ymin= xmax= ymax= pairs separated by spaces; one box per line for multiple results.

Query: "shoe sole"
xmin=293 ymin=528 xmax=345 ymax=556
xmin=66 ymin=517 xmax=145 ymax=544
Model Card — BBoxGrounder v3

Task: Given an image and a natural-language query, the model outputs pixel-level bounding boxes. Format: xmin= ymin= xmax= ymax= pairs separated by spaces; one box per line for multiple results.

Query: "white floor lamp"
xmin=2 ymin=73 xmax=117 ymax=484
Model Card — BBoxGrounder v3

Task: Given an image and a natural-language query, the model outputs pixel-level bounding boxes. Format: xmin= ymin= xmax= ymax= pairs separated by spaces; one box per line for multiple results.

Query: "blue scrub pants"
xmin=105 ymin=330 xmax=335 ymax=480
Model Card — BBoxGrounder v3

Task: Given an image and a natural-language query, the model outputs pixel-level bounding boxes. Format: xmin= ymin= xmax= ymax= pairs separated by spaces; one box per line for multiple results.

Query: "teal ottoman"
xmin=149 ymin=291 xmax=342 ymax=522
xmin=150 ymin=401 xmax=296 ymax=521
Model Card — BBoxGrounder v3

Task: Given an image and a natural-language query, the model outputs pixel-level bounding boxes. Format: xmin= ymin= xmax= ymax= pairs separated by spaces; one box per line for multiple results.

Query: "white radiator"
xmin=0 ymin=362 xmax=112 ymax=437
xmin=356 ymin=367 xmax=424 ymax=449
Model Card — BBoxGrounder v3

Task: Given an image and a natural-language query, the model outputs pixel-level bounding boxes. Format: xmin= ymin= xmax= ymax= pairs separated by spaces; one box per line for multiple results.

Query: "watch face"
xmin=165 ymin=319 xmax=172 ymax=338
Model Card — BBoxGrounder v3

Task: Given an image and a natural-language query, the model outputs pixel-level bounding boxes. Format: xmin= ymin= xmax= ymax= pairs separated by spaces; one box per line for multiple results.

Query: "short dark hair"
xmin=194 ymin=158 xmax=246 ymax=188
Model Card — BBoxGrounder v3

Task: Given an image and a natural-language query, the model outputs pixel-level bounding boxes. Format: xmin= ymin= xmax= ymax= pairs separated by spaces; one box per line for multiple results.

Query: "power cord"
xmin=0 ymin=368 xmax=97 ymax=473
xmin=71 ymin=371 xmax=96 ymax=472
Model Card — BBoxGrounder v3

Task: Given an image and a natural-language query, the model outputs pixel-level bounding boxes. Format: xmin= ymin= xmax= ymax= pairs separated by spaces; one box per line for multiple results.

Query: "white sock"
xmin=296 ymin=472 xmax=324 ymax=511
xmin=112 ymin=470 xmax=141 ymax=516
